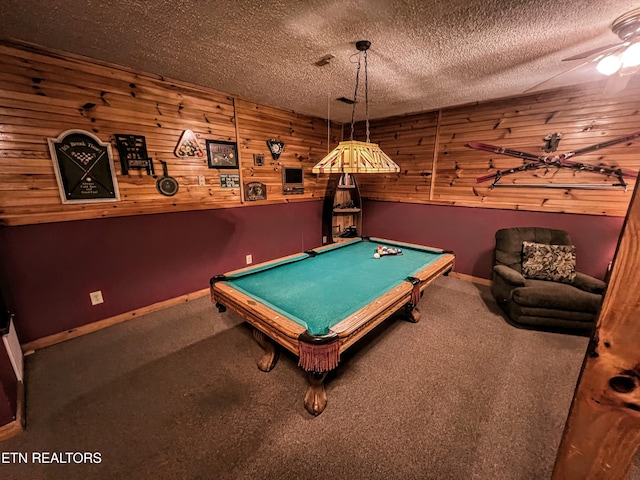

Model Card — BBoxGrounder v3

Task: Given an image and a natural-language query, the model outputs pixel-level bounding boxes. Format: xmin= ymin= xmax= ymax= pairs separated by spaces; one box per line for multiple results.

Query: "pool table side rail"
xmin=308 ymin=237 xmax=448 ymax=257
xmin=213 ymin=282 xmax=306 ymax=356
xmin=310 ymin=238 xmax=361 ymax=255
xmin=217 ymin=252 xmax=310 ymax=278
xmin=331 ymin=253 xmax=455 ymax=349
xmin=364 ymin=237 xmax=452 ymax=255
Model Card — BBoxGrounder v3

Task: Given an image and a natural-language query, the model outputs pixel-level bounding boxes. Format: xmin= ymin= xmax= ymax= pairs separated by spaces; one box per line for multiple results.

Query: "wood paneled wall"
xmin=234 ymin=99 xmax=339 ymax=201
xmin=3 ymin=40 xmax=640 ymax=224
xmin=356 ymin=111 xmax=440 ymax=203
xmin=358 ymin=81 xmax=640 ymax=217
xmin=0 ymin=41 xmax=341 ymax=226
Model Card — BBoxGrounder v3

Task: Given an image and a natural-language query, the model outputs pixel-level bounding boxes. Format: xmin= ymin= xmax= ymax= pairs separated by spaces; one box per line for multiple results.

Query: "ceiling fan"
xmin=528 ymin=7 xmax=640 ymax=93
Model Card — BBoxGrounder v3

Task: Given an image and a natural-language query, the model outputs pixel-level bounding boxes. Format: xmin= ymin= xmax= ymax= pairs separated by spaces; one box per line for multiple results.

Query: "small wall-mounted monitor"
xmin=282 ymin=167 xmax=304 ymax=194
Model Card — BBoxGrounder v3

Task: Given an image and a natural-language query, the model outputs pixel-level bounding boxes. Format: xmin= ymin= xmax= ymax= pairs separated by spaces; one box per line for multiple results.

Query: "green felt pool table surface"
xmin=224 ymin=238 xmax=447 ymax=335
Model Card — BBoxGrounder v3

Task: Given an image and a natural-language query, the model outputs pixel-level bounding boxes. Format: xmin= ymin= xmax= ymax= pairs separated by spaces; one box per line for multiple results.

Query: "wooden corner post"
xmin=553 ymin=181 xmax=640 ymax=479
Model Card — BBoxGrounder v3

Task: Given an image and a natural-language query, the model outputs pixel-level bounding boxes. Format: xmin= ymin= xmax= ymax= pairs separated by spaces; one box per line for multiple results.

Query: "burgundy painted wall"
xmin=0 ymin=345 xmax=17 ymax=425
xmin=0 ymin=288 xmax=18 ymax=426
xmin=0 ymin=201 xmax=324 ymax=344
xmin=0 ymin=198 xmax=625 ymax=345
xmin=363 ymin=201 xmax=624 ymax=281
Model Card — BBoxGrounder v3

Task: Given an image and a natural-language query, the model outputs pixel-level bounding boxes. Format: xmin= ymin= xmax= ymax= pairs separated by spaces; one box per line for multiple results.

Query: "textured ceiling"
xmin=1 ymin=0 xmax=639 ymax=122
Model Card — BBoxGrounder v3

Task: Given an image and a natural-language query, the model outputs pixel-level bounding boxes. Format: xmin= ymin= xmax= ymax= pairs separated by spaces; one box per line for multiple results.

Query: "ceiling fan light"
xmin=596 ymin=54 xmax=622 ymax=75
xmin=621 ymin=42 xmax=640 ymax=68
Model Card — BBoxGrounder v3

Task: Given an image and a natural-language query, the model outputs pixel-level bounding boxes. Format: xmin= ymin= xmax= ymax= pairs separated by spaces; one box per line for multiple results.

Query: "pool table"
xmin=210 ymin=237 xmax=455 ymax=415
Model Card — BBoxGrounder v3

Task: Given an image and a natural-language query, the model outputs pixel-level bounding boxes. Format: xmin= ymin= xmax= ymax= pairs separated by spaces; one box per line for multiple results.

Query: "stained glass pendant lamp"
xmin=312 ymin=41 xmax=400 ymax=175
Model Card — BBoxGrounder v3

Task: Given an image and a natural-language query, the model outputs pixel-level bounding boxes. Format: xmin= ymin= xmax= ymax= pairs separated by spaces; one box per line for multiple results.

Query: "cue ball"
xmin=374 ymin=253 xmax=380 ymax=259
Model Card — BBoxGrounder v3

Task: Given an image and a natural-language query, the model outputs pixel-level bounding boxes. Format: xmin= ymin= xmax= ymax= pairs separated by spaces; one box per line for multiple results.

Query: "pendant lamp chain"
xmin=349 ymin=43 xmax=372 ymax=142
xmin=364 ymin=47 xmax=370 ymax=143
xmin=349 ymin=52 xmax=362 ymax=141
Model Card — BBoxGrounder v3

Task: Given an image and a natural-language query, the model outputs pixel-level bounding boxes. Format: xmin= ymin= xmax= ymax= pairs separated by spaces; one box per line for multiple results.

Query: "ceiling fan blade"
xmin=603 ymin=72 xmax=633 ymax=96
xmin=563 ymin=42 xmax=626 ymax=61
xmin=523 ymin=59 xmax=592 ymax=93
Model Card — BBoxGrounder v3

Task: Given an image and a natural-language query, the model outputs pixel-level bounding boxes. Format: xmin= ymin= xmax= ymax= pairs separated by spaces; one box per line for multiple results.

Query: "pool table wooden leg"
xmin=304 ymin=372 xmax=328 ymax=416
xmin=404 ymin=305 xmax=421 ymax=323
xmin=404 ymin=278 xmax=422 ymax=323
xmin=252 ymin=329 xmax=279 ymax=372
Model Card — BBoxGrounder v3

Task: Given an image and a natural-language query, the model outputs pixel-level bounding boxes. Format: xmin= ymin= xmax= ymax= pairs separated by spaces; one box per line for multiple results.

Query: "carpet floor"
xmin=1 ymin=277 xmax=638 ymax=479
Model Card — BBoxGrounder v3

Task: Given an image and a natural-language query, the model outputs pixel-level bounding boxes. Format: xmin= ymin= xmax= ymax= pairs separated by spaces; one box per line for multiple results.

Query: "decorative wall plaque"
xmin=267 ymin=139 xmax=285 ymax=160
xmin=244 ymin=182 xmax=267 ymax=201
xmin=220 ymin=173 xmax=240 ymax=188
xmin=48 ymin=129 xmax=120 ymax=204
xmin=175 ymin=129 xmax=205 ymax=158
xmin=114 ymin=133 xmax=154 ymax=175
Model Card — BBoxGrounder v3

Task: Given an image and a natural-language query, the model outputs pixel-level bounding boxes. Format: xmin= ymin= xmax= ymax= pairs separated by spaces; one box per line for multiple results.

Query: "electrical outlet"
xmin=89 ymin=290 xmax=104 ymax=305
xmin=322 ymin=235 xmax=327 ymax=244
xmin=246 ymin=254 xmax=253 ymax=265
xmin=198 ymin=175 xmax=206 ymax=186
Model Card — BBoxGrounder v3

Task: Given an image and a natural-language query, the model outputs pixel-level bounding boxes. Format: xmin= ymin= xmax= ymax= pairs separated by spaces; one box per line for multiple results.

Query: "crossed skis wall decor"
xmin=467 ymin=131 xmax=640 ymax=190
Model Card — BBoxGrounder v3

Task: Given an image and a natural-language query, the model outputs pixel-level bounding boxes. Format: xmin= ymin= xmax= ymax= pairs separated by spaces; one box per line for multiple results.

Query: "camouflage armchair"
xmin=491 ymin=227 xmax=606 ymax=334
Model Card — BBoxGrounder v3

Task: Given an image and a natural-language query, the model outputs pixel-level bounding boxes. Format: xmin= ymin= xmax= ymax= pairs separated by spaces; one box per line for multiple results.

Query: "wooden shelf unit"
xmin=328 ymin=173 xmax=362 ymax=243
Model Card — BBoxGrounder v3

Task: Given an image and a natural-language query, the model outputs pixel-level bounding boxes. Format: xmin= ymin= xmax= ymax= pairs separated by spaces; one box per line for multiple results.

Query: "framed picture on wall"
xmin=253 ymin=153 xmax=265 ymax=166
xmin=206 ymin=140 xmax=239 ymax=169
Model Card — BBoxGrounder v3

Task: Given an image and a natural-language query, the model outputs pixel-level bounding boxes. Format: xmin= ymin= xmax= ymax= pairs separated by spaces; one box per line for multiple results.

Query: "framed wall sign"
xmin=206 ymin=140 xmax=239 ymax=169
xmin=220 ymin=173 xmax=240 ymax=188
xmin=48 ymin=129 xmax=120 ymax=204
